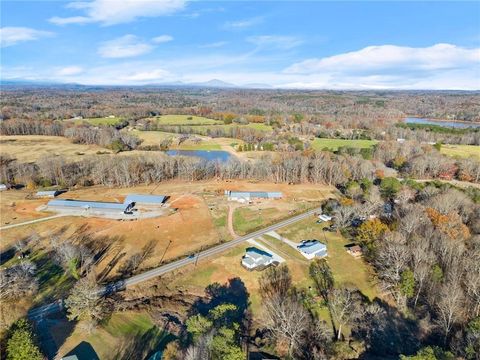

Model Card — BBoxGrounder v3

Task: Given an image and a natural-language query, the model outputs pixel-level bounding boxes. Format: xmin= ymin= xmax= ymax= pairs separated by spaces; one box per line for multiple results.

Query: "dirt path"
xmin=0 ymin=214 xmax=67 ymax=230
xmin=227 ymin=203 xmax=239 ymax=239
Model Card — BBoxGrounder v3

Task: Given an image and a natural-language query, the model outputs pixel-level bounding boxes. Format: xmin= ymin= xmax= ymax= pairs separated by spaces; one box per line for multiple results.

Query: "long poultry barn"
xmin=46 ymin=199 xmax=134 ymax=216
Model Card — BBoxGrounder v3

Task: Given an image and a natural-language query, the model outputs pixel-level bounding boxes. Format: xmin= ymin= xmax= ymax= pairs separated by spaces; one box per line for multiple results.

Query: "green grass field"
xmin=441 ymin=144 xmax=480 ymax=159
xmin=277 ymin=217 xmax=378 ymax=300
xmin=153 ymin=115 xmax=223 ymax=125
xmin=311 ymin=138 xmax=377 ymax=151
xmin=233 ymin=207 xmax=281 ymax=235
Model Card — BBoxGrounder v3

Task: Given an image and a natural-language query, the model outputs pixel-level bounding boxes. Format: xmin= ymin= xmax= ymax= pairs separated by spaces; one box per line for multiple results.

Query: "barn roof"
xmin=36 ymin=190 xmax=60 ymax=196
xmin=227 ymin=191 xmax=282 ymax=198
xmin=48 ymin=199 xmax=129 ymax=211
xmin=297 ymin=240 xmax=327 ymax=255
xmin=123 ymin=194 xmax=166 ymax=204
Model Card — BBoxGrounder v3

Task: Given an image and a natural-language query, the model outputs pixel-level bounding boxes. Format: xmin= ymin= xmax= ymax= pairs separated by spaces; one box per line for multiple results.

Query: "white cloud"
xmin=122 ymin=69 xmax=171 ymax=81
xmin=152 ymin=35 xmax=173 ymax=44
xmin=223 ymin=16 xmax=263 ymax=30
xmin=3 ymin=43 xmax=479 ymax=89
xmin=56 ymin=66 xmax=84 ymax=76
xmin=98 ymin=35 xmax=153 ymax=58
xmin=199 ymin=41 xmax=228 ymax=48
xmin=284 ymin=43 xmax=480 ymax=74
xmin=247 ymin=35 xmax=303 ymax=50
xmin=49 ymin=0 xmax=186 ymax=26
xmin=0 ymin=27 xmax=53 ymax=47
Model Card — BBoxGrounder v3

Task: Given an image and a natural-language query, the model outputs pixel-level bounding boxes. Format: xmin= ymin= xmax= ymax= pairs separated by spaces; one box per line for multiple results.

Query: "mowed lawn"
xmin=441 ymin=144 xmax=480 ymax=159
xmin=277 ymin=217 xmax=378 ymax=300
xmin=311 ymin=138 xmax=377 ymax=151
xmin=233 ymin=207 xmax=282 ymax=235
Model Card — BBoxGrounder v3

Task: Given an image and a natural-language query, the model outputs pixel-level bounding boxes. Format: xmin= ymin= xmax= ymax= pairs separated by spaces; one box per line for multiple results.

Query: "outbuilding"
xmin=35 ymin=190 xmax=62 ymax=198
xmin=225 ymin=190 xmax=282 ymax=203
xmin=317 ymin=214 xmax=332 ymax=222
xmin=346 ymin=244 xmax=363 ymax=258
xmin=297 ymin=240 xmax=328 ymax=260
xmin=0 ymin=184 xmax=8 ymax=191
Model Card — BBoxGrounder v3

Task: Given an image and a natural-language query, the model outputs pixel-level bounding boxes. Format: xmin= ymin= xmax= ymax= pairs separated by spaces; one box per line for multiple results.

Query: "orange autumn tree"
xmin=356 ymin=218 xmax=390 ymax=244
xmin=426 ymin=208 xmax=470 ymax=240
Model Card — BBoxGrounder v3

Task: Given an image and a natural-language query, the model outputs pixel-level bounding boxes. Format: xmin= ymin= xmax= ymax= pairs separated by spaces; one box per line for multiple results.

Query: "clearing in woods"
xmin=441 ymin=144 xmax=480 ymax=159
xmin=311 ymin=138 xmax=378 ymax=151
xmin=152 ymin=114 xmax=223 ymax=125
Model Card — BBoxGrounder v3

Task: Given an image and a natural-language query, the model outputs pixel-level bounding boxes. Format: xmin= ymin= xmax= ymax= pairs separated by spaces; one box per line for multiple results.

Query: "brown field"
xmin=0 ymin=135 xmax=108 ymax=162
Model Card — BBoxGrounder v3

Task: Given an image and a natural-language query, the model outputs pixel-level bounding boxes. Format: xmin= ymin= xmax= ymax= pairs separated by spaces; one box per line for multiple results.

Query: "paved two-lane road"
xmin=29 ymin=207 xmax=321 ymax=314
xmin=122 ymin=206 xmax=320 ymax=287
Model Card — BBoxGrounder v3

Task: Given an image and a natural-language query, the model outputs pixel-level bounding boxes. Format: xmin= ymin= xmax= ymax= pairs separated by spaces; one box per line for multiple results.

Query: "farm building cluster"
xmin=42 ymin=193 xmax=168 ymax=219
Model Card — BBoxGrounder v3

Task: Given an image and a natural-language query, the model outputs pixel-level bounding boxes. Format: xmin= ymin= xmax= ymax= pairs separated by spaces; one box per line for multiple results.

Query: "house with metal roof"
xmin=297 ymin=240 xmax=328 ymax=260
xmin=241 ymin=247 xmax=274 ymax=270
xmin=0 ymin=184 xmax=7 ymax=191
xmin=225 ymin=190 xmax=283 ymax=203
xmin=123 ymin=194 xmax=166 ymax=205
xmin=47 ymin=199 xmax=133 ymax=214
xmin=35 ymin=190 xmax=62 ymax=198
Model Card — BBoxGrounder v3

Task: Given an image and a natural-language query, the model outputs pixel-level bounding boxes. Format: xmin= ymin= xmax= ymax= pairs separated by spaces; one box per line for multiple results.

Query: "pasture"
xmin=441 ymin=144 xmax=480 ymax=159
xmin=311 ymin=138 xmax=377 ymax=151
xmin=152 ymin=114 xmax=223 ymax=125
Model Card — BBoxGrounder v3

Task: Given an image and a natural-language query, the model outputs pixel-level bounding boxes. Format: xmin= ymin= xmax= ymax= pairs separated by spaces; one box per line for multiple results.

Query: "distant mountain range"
xmin=1 ymin=78 xmax=274 ymax=89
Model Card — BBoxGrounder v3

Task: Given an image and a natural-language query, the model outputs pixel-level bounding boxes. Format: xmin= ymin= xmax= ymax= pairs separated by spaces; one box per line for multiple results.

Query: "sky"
xmin=1 ymin=0 xmax=479 ymax=89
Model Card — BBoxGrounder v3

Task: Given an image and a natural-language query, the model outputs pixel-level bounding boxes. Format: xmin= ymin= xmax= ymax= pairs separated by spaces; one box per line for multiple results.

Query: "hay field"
xmin=0 ymin=135 xmax=108 ymax=162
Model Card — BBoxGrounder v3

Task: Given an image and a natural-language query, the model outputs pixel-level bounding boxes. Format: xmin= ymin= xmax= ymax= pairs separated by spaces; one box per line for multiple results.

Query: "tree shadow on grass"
xmin=0 ymin=247 xmax=15 ymax=265
xmin=352 ymin=296 xmax=421 ymax=359
xmin=62 ymin=340 xmax=99 ymax=360
xmin=189 ymin=277 xmax=250 ymax=319
xmin=115 ymin=326 xmax=176 ymax=360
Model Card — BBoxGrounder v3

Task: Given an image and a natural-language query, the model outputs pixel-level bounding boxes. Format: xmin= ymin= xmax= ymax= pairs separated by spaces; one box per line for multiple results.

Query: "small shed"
xmin=317 ymin=214 xmax=332 ymax=222
xmin=346 ymin=244 xmax=363 ymax=257
xmin=0 ymin=184 xmax=8 ymax=191
xmin=35 ymin=190 xmax=61 ymax=198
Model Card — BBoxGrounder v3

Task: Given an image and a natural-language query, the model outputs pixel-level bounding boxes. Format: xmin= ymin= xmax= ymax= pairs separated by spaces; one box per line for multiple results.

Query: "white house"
xmin=241 ymin=247 xmax=274 ymax=270
xmin=0 ymin=184 xmax=8 ymax=191
xmin=297 ymin=240 xmax=328 ymax=260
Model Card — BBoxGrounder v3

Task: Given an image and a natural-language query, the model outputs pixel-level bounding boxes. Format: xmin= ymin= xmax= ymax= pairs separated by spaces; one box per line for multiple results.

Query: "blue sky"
xmin=1 ymin=1 xmax=479 ymax=89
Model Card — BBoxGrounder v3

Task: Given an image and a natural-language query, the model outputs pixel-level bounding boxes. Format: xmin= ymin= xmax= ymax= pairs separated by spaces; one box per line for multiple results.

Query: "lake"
xmin=405 ymin=117 xmax=480 ymax=129
xmin=166 ymin=150 xmax=232 ymax=162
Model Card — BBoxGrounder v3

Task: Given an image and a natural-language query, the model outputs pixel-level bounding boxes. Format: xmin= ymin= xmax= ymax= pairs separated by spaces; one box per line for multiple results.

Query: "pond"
xmin=166 ymin=149 xmax=232 ymax=162
xmin=404 ymin=117 xmax=480 ymax=129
